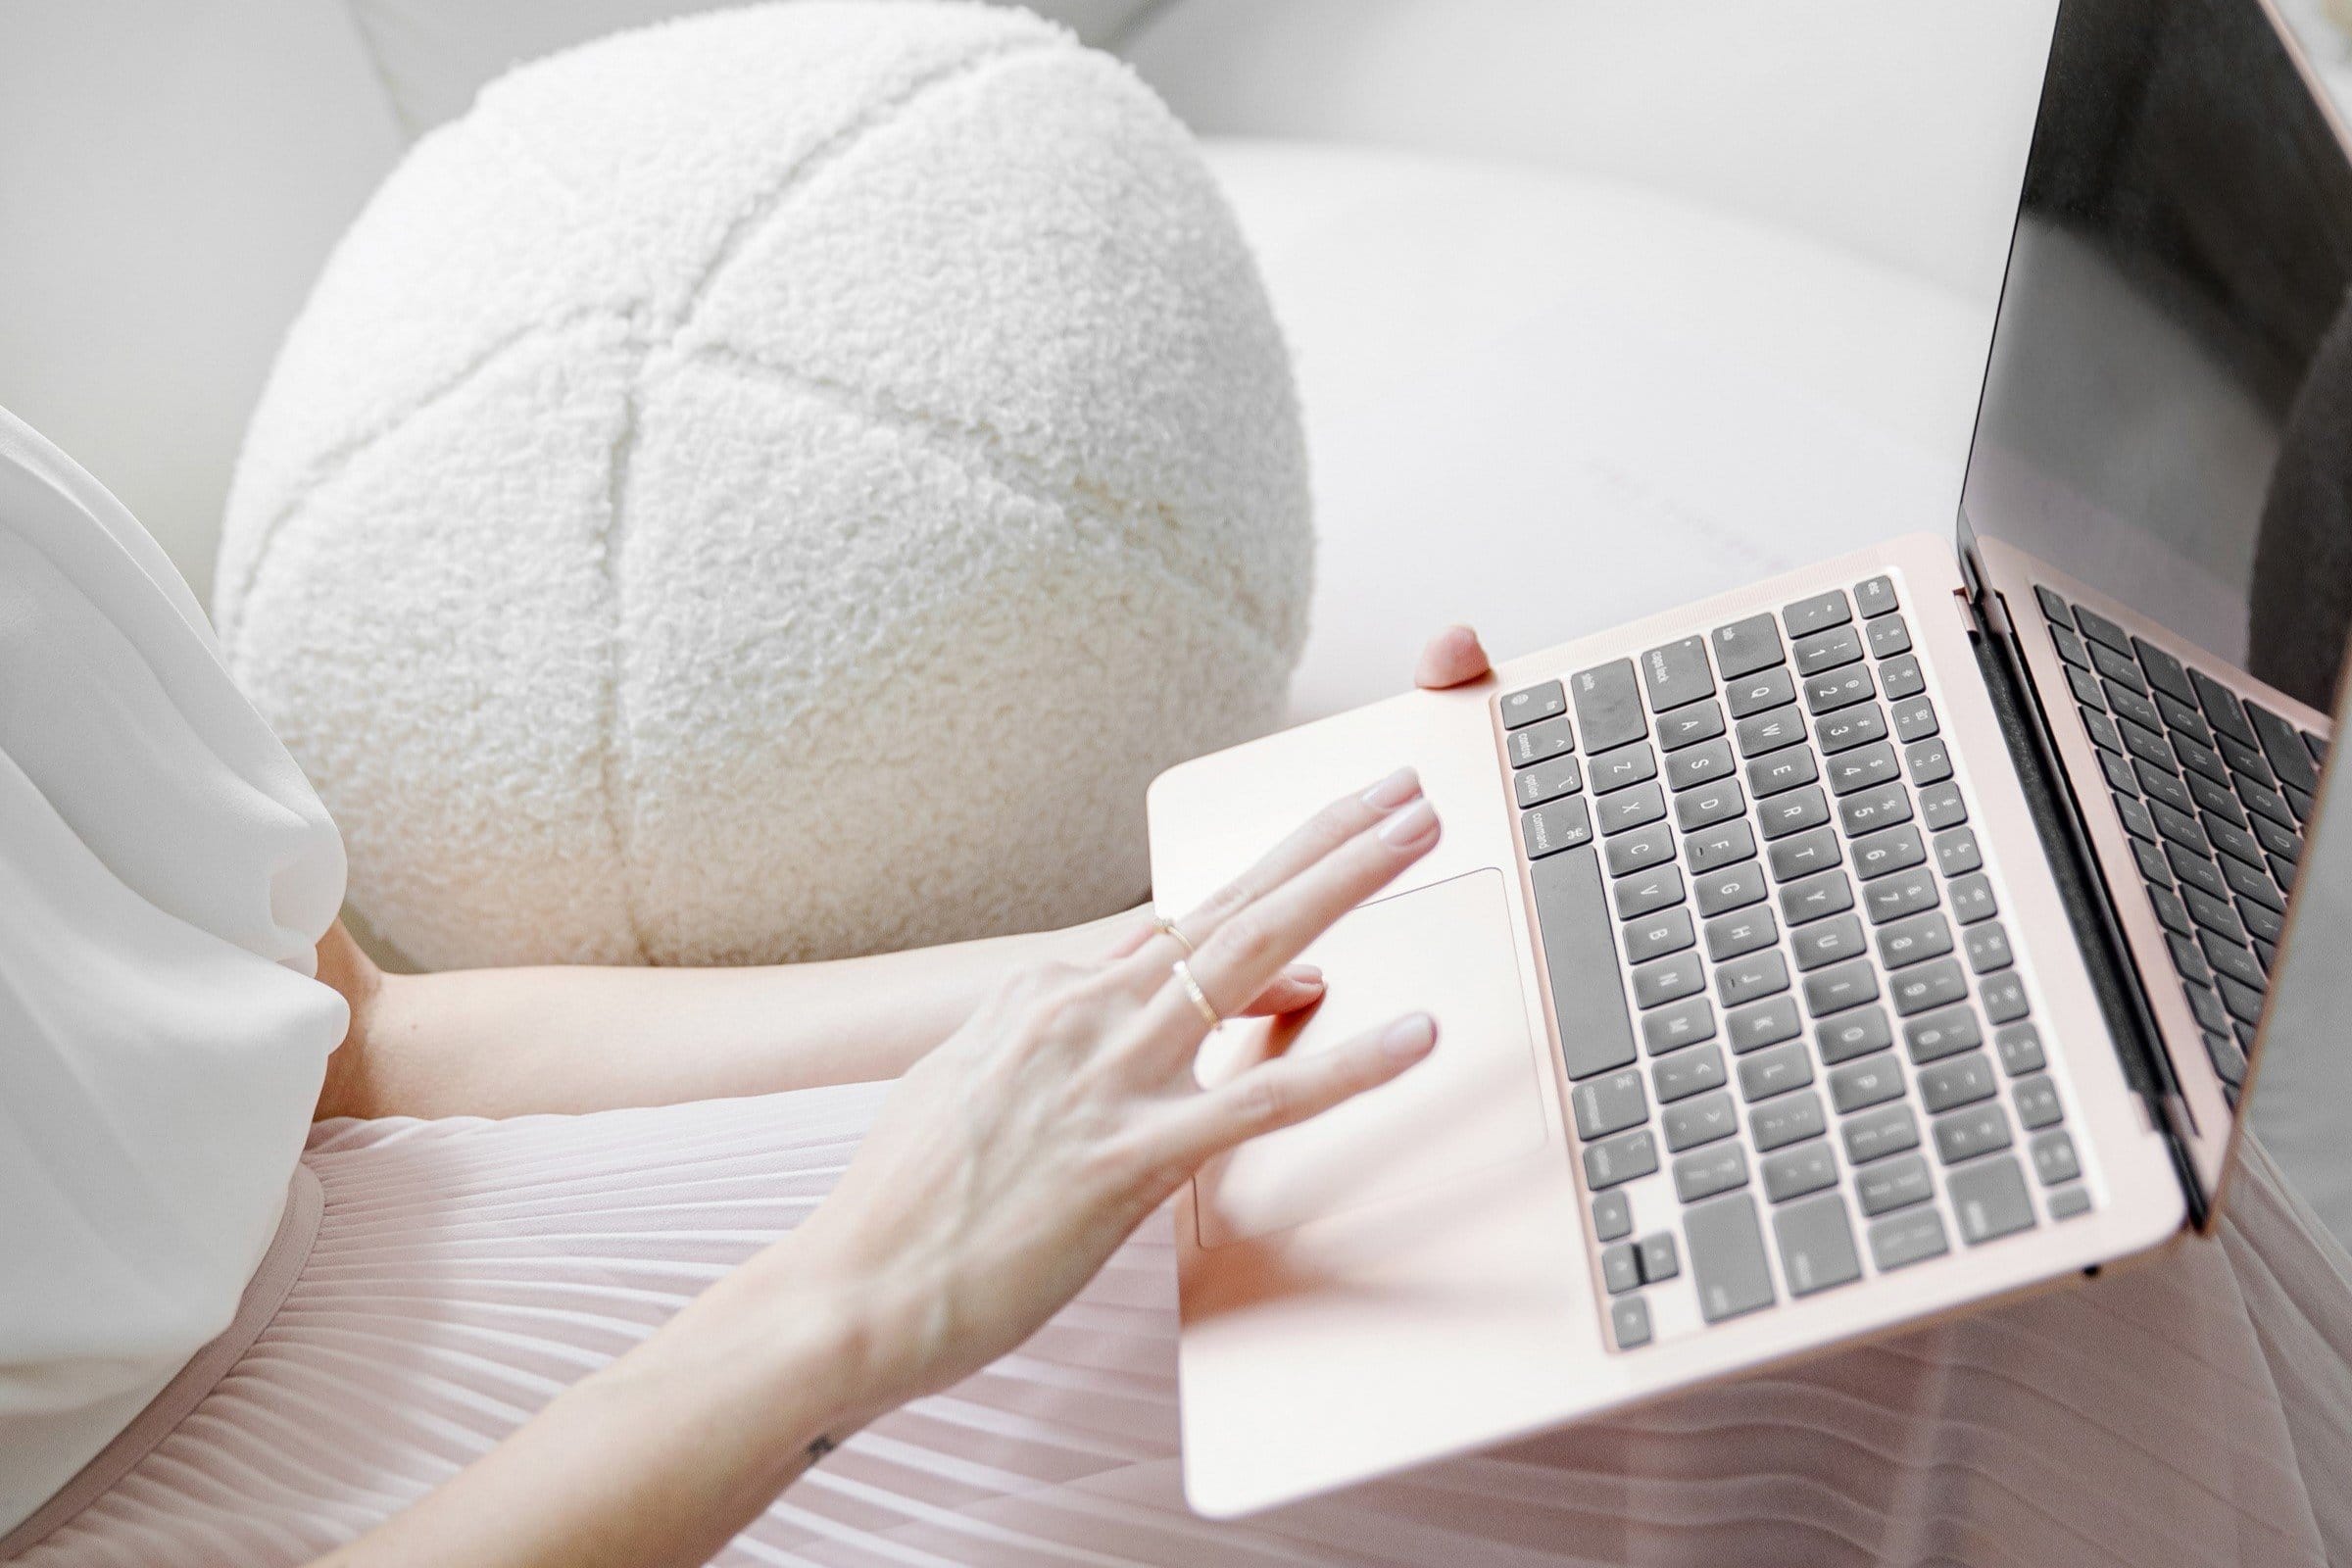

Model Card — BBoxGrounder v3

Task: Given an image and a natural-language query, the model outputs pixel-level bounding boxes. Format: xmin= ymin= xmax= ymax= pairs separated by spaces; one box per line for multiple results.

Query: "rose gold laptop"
xmin=1148 ymin=0 xmax=2352 ymax=1518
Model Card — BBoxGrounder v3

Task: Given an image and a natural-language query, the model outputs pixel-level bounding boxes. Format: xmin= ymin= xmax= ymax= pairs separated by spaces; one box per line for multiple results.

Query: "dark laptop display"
xmin=1956 ymin=0 xmax=2351 ymax=1220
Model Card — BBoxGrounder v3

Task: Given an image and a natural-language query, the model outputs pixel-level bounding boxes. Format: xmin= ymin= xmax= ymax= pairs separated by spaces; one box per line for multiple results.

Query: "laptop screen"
xmin=1956 ymin=0 xmax=2352 ymax=1228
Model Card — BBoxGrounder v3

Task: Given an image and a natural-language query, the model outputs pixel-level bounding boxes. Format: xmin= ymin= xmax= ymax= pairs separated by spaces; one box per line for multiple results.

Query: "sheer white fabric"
xmin=0 ymin=407 xmax=347 ymax=1535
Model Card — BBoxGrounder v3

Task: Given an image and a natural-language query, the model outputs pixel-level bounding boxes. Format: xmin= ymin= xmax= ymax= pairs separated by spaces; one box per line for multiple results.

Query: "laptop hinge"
xmin=1955 ymin=582 xmax=2212 ymax=1228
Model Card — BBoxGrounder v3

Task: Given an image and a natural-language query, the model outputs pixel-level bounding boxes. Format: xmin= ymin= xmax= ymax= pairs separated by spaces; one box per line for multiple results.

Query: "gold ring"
xmin=1154 ymin=915 xmax=1197 ymax=956
xmin=1171 ymin=958 xmax=1221 ymax=1031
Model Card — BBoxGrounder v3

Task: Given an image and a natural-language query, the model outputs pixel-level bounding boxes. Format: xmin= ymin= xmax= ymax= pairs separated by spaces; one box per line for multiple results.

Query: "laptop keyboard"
xmin=2033 ymin=586 xmax=2326 ymax=1104
xmin=1502 ymin=574 xmax=2093 ymax=1350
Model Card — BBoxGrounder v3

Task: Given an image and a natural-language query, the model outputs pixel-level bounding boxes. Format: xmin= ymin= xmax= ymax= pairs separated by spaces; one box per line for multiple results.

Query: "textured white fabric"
xmin=0 ymin=407 xmax=348 ymax=1537
xmin=216 ymin=0 xmax=1311 ymax=972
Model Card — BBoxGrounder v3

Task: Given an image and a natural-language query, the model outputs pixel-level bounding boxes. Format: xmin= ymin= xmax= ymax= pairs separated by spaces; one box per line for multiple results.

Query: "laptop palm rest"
xmin=1190 ymin=867 xmax=1548 ymax=1249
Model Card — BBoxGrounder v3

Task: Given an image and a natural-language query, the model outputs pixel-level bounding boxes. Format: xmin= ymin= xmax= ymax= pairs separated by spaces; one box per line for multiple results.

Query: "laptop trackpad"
xmin=1191 ymin=867 xmax=1550 ymax=1249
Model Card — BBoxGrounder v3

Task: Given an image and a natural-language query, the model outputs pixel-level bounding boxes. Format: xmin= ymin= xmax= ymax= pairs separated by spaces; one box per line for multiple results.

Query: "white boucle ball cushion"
xmin=216 ymin=1 xmax=1310 ymax=970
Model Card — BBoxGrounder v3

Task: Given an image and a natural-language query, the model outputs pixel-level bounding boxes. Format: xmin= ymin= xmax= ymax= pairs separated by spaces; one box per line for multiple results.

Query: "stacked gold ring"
xmin=1170 ymin=958 xmax=1221 ymax=1031
xmin=1153 ymin=914 xmax=1196 ymax=956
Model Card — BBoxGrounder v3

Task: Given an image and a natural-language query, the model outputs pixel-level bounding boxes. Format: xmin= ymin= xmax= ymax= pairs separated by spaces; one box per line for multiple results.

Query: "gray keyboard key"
xmin=1850 ymin=824 xmax=1927 ymax=881
xmin=1500 ymin=680 xmax=1567 ymax=730
xmin=1889 ymin=696 xmax=1939 ymax=745
xmin=1863 ymin=866 xmax=1939 ymax=924
xmin=1816 ymin=1004 xmax=1893 ymax=1064
xmin=1980 ymin=972 xmax=2031 ymax=1024
xmin=1596 ymin=782 xmax=1668 ymax=836
xmin=1802 ymin=957 xmax=1880 ymax=1015
xmin=1746 ymin=744 xmax=1821 ymax=798
xmin=1785 ymin=589 xmax=1853 ymax=636
xmin=1749 ymin=1089 xmax=1827 ymax=1152
xmin=1792 ymin=624 xmax=1865 ymax=675
xmin=1633 ymin=949 xmax=1706 ymax=1008
xmin=1964 ymin=921 xmax=2014 ymax=973
xmin=1947 ymin=871 xmax=1998 ymax=923
xmin=1805 ymin=665 xmax=1878 ymax=714
xmin=1623 ymin=906 xmax=1697 ymax=963
xmin=1920 ymin=780 xmax=1969 ymax=830
xmin=1866 ymin=612 xmax=1912 ymax=658
xmin=1933 ymin=1102 xmax=2014 ymax=1164
xmin=1738 ymin=1041 xmax=1814 ymax=1102
xmin=1514 ymin=754 xmax=1585 ymax=808
xmin=1815 ymin=704 xmax=1889 ymax=755
xmin=1642 ymin=635 xmax=1715 ymax=712
xmin=1589 ymin=740 xmax=1659 ymax=794
xmin=1947 ymin=1154 xmax=2036 ymax=1244
xmin=1918 ymin=1051 xmax=1998 ymax=1112
xmin=1703 ymin=906 xmax=1779 ymax=962
xmin=2031 ymin=1129 xmax=2082 ymax=1186
xmin=1902 ymin=1004 xmax=1982 ymax=1064
xmin=1531 ymin=846 xmax=1642 ymax=1081
xmin=1520 ymin=798 xmax=1594 ymax=858
xmin=1693 ymin=860 xmax=1768 ymax=917
xmin=2014 ymin=1074 xmax=2064 ymax=1130
xmin=1602 ymin=1241 xmax=1642 ymax=1293
xmin=1674 ymin=1144 xmax=1750 ymax=1203
xmin=1842 ymin=1102 xmax=1921 ymax=1164
xmin=1838 ymin=782 xmax=1914 ymax=836
xmin=1774 ymin=1192 xmax=1862 ymax=1296
xmin=1726 ymin=664 xmax=1798 ymax=718
xmin=1572 ymin=1066 xmax=1649 ymax=1141
xmin=1607 ymin=821 xmax=1676 ymax=877
xmin=1667 ymin=737 xmax=1739 ymax=793
xmin=1905 ymin=737 xmax=1954 ymax=785
xmin=1889 ymin=956 xmax=1968 ymax=1017
xmin=1685 ymin=1192 xmax=1777 ymax=1321
xmin=1736 ymin=705 xmax=1811 ymax=757
xmin=1829 ymin=1054 xmax=1905 ymax=1113
xmin=1663 ymin=1089 xmax=1740 ymax=1151
xmin=1877 ymin=909 xmax=1953 ymax=967
xmin=1642 ymin=998 xmax=1719 ymax=1057
xmin=1759 ymin=785 xmax=1833 ymax=839
xmin=1856 ymin=1152 xmax=1934 ymax=1215
xmin=1826 ymin=741 xmax=1901 ymax=796
xmin=1880 ymin=653 xmax=1926 ymax=702
xmin=1640 ymin=1233 xmax=1681 ymax=1283
xmin=1611 ymin=1295 xmax=1652 ymax=1348
xmin=1592 ymin=1189 xmax=1633 ymax=1242
xmin=1780 ymin=867 xmax=1856 ymax=926
xmin=1684 ymin=818 xmax=1758 ymax=874
xmin=1675 ymin=779 xmax=1747 ymax=833
xmin=1869 ymin=1208 xmax=1950 ymax=1271
xmin=1994 ymin=1022 xmax=2045 ymax=1076
xmin=1652 ymin=1043 xmax=1729 ymax=1102
xmin=1762 ymin=1142 xmax=1839 ymax=1203
xmin=1711 ymin=613 xmax=1786 ymax=680
xmin=1716 ymin=950 xmax=1790 ymax=1007
xmin=1584 ymin=1127 xmax=1659 ymax=1189
xmin=2047 ymin=1186 xmax=2093 ymax=1222
xmin=1507 ymin=714 xmax=1576 ymax=769
xmin=1571 ymin=660 xmax=1646 ymax=753
xmin=1855 ymin=575 xmax=1900 ymax=617
xmin=1728 ymin=995 xmax=1803 ymax=1054
xmin=1770 ymin=825 xmax=1844 ymax=883
xmin=1657 ymin=699 xmax=1728 ymax=751
xmin=1613 ymin=865 xmax=1686 ymax=920
xmin=1933 ymin=826 xmax=1982 ymax=876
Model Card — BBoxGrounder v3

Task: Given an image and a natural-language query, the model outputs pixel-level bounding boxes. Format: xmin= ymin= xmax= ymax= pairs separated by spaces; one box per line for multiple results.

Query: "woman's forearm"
xmin=316 ymin=912 xmax=1133 ymax=1120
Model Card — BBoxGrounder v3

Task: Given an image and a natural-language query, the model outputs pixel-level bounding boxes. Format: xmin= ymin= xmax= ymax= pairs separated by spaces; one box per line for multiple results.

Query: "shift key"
xmin=1574 ymin=660 xmax=1647 ymax=753
xmin=1531 ymin=845 xmax=1640 ymax=1081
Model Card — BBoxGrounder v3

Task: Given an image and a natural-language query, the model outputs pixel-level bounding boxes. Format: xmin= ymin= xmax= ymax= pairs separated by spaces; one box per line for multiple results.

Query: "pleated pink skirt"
xmin=15 ymin=1081 xmax=2352 ymax=1567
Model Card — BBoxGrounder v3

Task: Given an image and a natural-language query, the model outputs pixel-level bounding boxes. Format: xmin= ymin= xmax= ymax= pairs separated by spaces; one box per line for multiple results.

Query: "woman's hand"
xmin=789 ymin=768 xmax=1446 ymax=1420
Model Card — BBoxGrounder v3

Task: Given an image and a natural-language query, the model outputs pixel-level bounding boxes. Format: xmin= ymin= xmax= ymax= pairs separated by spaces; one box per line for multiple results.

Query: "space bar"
xmin=1529 ymin=845 xmax=1639 ymax=1081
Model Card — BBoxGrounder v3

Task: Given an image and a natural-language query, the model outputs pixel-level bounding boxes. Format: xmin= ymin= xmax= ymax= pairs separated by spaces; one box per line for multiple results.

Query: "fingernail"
xmin=1378 ymin=797 xmax=1439 ymax=847
xmin=1381 ymin=1012 xmax=1437 ymax=1061
xmin=1361 ymin=767 xmax=1421 ymax=810
xmin=1283 ymin=963 xmax=1324 ymax=987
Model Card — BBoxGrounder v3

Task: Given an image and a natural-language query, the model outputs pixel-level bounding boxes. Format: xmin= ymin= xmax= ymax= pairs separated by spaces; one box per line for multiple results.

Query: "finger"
xmin=1117 ymin=767 xmax=1423 ymax=986
xmin=1138 ymin=793 xmax=1442 ymax=1050
xmin=1151 ymin=1012 xmax=1438 ymax=1166
xmin=1235 ymin=963 xmax=1324 ymax=1018
xmin=1098 ymin=906 xmax=1160 ymax=961
xmin=1412 ymin=624 xmax=1491 ymax=690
